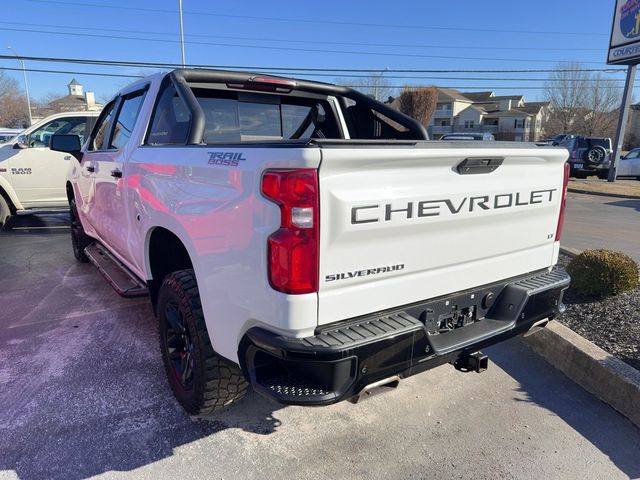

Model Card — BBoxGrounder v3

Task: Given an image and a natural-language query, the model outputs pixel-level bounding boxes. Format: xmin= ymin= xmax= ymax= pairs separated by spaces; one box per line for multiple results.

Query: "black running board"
xmin=84 ymin=243 xmax=148 ymax=298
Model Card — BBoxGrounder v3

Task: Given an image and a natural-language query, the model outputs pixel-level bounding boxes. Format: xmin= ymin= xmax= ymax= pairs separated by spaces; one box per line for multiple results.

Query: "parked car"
xmin=53 ymin=69 xmax=570 ymax=414
xmin=617 ymin=148 xmax=640 ymax=179
xmin=560 ymin=136 xmax=612 ymax=179
xmin=440 ymin=132 xmax=495 ymax=141
xmin=0 ymin=128 xmax=23 ymax=144
xmin=0 ymin=111 xmax=99 ymax=226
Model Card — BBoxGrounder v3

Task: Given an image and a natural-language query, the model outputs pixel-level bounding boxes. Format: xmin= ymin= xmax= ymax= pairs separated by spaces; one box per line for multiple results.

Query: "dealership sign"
xmin=609 ymin=0 xmax=640 ymax=64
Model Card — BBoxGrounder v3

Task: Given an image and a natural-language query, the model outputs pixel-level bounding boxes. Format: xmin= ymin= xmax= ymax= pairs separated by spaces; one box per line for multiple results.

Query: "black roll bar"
xmin=168 ymin=68 xmax=429 ymax=144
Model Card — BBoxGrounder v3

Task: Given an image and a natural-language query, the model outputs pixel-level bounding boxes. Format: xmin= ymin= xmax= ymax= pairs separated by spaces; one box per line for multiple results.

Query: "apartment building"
xmin=428 ymin=89 xmax=550 ymax=141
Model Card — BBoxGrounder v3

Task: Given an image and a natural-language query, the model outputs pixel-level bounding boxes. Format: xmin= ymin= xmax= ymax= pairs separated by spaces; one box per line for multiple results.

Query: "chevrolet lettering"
xmin=351 ymin=189 xmax=557 ymax=224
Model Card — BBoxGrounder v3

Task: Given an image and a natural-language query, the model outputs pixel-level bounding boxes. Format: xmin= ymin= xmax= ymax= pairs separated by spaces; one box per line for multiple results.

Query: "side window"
xmin=89 ymin=101 xmax=117 ymax=151
xmin=110 ymin=90 xmax=147 ymax=150
xmin=147 ymin=84 xmax=191 ymax=145
xmin=27 ymin=117 xmax=88 ymax=148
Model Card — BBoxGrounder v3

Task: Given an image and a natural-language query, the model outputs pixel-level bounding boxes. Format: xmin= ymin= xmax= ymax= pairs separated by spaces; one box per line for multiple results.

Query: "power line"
xmin=0 ymin=65 xmax=142 ymax=78
xmin=0 ymin=26 xmax=605 ymax=65
xmin=24 ymin=0 xmax=609 ymax=37
xmin=3 ymin=65 xmax=640 ymax=91
xmin=0 ymin=20 xmax=605 ymax=52
xmin=0 ymin=54 xmax=627 ymax=74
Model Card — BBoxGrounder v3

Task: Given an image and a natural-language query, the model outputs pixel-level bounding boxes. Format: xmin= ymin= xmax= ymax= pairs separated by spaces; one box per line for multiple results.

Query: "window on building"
xmin=514 ymin=119 xmax=525 ymax=129
xmin=464 ymin=120 xmax=475 ymax=129
xmin=435 ymin=118 xmax=451 ymax=127
xmin=437 ymin=103 xmax=452 ymax=111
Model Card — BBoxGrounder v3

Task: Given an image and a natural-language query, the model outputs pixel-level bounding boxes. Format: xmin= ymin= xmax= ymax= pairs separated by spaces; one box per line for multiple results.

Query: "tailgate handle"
xmin=457 ymin=157 xmax=504 ymax=175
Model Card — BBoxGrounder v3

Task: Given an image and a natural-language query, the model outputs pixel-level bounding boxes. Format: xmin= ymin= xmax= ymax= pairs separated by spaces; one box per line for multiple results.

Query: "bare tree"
xmin=0 ymin=72 xmax=28 ymax=128
xmin=397 ymin=86 xmax=438 ymax=126
xmin=337 ymin=74 xmax=397 ymax=102
xmin=545 ymin=62 xmax=621 ymax=137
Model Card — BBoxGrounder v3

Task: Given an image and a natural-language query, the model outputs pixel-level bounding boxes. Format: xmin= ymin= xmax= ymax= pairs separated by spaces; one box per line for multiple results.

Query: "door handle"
xmin=86 ymin=165 xmax=95 ymax=172
xmin=110 ymin=169 xmax=122 ymax=178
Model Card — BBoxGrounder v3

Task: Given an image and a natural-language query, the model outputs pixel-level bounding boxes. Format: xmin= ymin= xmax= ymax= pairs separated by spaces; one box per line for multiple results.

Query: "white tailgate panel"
xmin=317 ymin=145 xmax=568 ymax=325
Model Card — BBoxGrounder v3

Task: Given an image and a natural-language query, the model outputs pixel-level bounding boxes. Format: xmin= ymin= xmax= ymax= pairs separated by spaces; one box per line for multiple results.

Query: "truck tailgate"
xmin=317 ymin=144 xmax=568 ymax=325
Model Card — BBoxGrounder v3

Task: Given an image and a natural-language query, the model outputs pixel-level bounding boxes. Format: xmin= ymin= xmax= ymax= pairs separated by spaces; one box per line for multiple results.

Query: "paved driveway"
xmin=1 ymin=215 xmax=639 ymax=480
xmin=563 ymin=192 xmax=640 ymax=262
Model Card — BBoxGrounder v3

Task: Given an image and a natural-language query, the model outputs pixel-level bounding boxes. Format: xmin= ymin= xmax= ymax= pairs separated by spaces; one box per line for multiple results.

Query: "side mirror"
xmin=13 ymin=135 xmax=28 ymax=149
xmin=50 ymin=134 xmax=83 ymax=161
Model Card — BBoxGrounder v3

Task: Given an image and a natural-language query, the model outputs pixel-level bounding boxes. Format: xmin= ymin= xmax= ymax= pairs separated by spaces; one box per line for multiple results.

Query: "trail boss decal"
xmin=208 ymin=152 xmax=247 ymax=167
xmin=326 ymin=264 xmax=405 ymax=282
xmin=351 ymin=189 xmax=557 ymax=224
xmin=11 ymin=168 xmax=32 ymax=175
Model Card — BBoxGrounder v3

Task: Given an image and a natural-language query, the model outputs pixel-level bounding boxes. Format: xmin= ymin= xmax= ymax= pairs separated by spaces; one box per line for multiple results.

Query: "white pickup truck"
xmin=0 ymin=111 xmax=99 ymax=226
xmin=53 ymin=69 xmax=570 ymax=414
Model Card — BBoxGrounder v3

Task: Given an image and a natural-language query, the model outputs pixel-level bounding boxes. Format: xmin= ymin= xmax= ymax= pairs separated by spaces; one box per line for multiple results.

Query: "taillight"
xmin=555 ymin=162 xmax=570 ymax=241
xmin=262 ymin=169 xmax=319 ymax=294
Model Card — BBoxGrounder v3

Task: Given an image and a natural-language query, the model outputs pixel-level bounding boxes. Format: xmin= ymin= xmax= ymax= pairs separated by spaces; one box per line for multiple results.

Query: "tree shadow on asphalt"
xmin=487 ymin=338 xmax=640 ymax=479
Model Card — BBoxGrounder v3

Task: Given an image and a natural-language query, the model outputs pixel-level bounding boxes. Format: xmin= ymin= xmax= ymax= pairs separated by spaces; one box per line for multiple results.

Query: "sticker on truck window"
xmin=208 ymin=152 xmax=247 ymax=167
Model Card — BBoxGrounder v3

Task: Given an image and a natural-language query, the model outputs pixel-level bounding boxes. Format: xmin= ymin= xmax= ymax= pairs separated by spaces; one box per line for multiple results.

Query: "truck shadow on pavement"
xmin=487 ymin=339 xmax=640 ymax=479
xmin=606 ymin=199 xmax=640 ymax=212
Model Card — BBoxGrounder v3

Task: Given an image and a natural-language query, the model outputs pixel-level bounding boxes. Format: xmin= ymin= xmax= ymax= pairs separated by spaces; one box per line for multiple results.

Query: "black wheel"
xmin=573 ymin=172 xmax=587 ymax=179
xmin=597 ymin=171 xmax=609 ymax=180
xmin=70 ymin=198 xmax=91 ymax=262
xmin=586 ymin=146 xmax=607 ymax=164
xmin=0 ymin=194 xmax=10 ymax=229
xmin=158 ymin=269 xmax=248 ymax=414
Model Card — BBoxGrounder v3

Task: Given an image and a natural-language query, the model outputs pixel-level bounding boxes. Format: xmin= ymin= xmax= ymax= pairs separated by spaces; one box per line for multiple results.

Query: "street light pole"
xmin=7 ymin=46 xmax=32 ymax=126
xmin=178 ymin=0 xmax=186 ymax=66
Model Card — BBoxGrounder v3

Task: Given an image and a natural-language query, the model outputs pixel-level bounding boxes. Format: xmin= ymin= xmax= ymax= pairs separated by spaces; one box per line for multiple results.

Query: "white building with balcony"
xmin=424 ymin=89 xmax=549 ymax=141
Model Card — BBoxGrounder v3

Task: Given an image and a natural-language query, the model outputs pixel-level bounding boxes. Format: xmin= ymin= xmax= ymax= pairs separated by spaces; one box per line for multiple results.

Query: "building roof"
xmin=68 ymin=78 xmax=81 ymax=86
xmin=460 ymin=91 xmax=495 ymax=101
xmin=484 ymin=108 xmax=533 ymax=118
xmin=492 ymin=95 xmax=525 ymax=102
xmin=437 ymin=88 xmax=472 ymax=102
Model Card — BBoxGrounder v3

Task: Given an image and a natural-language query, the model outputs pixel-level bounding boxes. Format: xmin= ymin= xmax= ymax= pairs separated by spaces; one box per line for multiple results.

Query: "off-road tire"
xmin=0 ymin=194 xmax=11 ymax=229
xmin=158 ymin=269 xmax=248 ymax=415
xmin=70 ymin=198 xmax=91 ymax=262
xmin=585 ymin=146 xmax=607 ymax=164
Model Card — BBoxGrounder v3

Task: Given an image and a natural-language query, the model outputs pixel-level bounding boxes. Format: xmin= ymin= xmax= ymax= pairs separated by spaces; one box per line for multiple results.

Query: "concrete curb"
xmin=560 ymin=246 xmax=581 ymax=257
xmin=567 ymin=187 xmax=640 ymax=200
xmin=522 ymin=320 xmax=640 ymax=428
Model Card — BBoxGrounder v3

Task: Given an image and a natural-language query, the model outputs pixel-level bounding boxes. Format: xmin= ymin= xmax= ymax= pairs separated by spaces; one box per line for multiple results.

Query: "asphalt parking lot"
xmin=1 ymin=212 xmax=640 ymax=480
xmin=563 ymin=192 xmax=640 ymax=262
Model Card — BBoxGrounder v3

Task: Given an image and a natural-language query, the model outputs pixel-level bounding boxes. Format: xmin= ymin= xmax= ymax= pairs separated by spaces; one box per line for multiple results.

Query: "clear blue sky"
xmin=0 ymin=0 xmax=624 ymax=103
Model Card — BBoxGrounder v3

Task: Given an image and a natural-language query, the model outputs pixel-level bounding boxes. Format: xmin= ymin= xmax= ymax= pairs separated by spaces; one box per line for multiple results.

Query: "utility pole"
xmin=608 ymin=65 xmax=636 ymax=182
xmin=7 ymin=46 xmax=32 ymax=126
xmin=178 ymin=0 xmax=186 ymax=66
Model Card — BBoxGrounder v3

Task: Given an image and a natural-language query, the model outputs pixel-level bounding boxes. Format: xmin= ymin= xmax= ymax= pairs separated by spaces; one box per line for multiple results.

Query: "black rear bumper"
xmin=240 ymin=267 xmax=570 ymax=405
